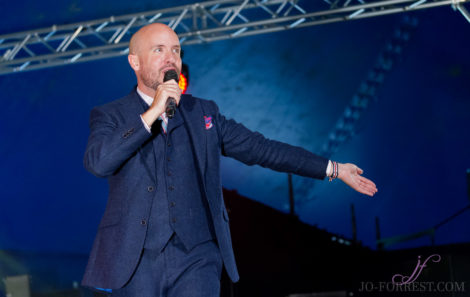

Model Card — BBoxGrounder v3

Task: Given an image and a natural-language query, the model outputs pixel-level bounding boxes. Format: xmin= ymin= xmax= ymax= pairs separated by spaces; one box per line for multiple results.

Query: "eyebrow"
xmin=152 ymin=44 xmax=181 ymax=48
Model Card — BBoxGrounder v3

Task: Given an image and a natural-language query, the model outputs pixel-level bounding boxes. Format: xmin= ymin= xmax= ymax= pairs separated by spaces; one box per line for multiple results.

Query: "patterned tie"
xmin=160 ymin=112 xmax=168 ymax=134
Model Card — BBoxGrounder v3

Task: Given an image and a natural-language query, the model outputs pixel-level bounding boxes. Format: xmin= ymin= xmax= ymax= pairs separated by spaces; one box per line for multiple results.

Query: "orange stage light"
xmin=179 ymin=73 xmax=188 ymax=94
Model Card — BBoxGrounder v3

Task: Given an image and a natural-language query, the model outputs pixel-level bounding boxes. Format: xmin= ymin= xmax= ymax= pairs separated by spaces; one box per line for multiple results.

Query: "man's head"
xmin=128 ymin=23 xmax=182 ymax=94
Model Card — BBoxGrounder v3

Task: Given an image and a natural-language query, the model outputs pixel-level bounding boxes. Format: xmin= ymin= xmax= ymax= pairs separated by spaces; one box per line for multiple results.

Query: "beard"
xmin=140 ymin=64 xmax=180 ymax=91
xmin=141 ymin=69 xmax=160 ymax=90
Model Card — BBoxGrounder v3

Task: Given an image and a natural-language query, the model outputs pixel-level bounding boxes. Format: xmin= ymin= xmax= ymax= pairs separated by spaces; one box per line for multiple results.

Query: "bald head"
xmin=129 ymin=23 xmax=179 ymax=55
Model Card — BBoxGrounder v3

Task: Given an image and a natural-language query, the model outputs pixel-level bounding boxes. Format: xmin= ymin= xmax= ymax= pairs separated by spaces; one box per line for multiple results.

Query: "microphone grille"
xmin=163 ymin=70 xmax=179 ymax=82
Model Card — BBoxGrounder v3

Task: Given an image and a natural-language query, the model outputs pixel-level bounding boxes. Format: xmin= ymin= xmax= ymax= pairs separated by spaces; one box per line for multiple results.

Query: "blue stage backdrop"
xmin=0 ymin=1 xmax=469 ymax=256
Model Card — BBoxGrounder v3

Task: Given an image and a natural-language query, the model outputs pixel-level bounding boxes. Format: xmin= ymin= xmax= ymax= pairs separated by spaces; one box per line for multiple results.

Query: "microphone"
xmin=163 ymin=70 xmax=179 ymax=119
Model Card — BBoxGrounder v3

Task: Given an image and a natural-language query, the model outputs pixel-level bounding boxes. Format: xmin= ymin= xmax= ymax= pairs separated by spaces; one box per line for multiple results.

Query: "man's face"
xmin=133 ymin=25 xmax=182 ymax=90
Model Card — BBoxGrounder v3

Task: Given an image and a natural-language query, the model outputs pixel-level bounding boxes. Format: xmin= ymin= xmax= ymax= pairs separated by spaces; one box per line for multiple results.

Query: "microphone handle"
xmin=165 ymin=97 xmax=176 ymax=119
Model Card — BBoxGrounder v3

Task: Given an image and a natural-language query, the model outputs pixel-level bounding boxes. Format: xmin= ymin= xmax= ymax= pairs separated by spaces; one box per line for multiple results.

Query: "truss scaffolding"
xmin=293 ymin=15 xmax=418 ymax=204
xmin=0 ymin=0 xmax=468 ymax=75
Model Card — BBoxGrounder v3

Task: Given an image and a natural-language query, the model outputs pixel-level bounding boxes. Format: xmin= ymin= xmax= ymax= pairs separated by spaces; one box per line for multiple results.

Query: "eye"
xmin=172 ymin=48 xmax=180 ymax=54
xmin=153 ymin=47 xmax=162 ymax=53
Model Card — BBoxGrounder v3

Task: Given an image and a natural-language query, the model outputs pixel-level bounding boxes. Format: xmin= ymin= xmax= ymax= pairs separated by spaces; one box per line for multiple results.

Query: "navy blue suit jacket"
xmin=82 ymin=89 xmax=328 ymax=289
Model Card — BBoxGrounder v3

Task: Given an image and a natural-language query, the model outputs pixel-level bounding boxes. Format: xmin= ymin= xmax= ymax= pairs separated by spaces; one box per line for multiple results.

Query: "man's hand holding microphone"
xmin=141 ymin=69 xmax=181 ymax=127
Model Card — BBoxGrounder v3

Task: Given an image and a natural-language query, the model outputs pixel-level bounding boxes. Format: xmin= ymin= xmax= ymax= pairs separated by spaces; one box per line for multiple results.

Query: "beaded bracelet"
xmin=329 ymin=161 xmax=338 ymax=182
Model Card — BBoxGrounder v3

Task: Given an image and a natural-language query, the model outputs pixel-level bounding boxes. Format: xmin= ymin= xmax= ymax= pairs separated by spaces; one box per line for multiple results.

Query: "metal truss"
xmin=293 ymin=15 xmax=418 ymax=204
xmin=0 ymin=0 xmax=468 ymax=75
xmin=320 ymin=17 xmax=418 ymax=159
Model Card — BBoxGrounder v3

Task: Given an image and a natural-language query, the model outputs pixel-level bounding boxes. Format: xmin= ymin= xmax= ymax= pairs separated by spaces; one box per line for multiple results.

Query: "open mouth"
xmin=162 ymin=67 xmax=177 ymax=74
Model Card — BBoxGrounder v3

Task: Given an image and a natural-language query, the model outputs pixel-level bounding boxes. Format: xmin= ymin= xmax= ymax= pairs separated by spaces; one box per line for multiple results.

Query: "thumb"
xmin=357 ymin=167 xmax=363 ymax=175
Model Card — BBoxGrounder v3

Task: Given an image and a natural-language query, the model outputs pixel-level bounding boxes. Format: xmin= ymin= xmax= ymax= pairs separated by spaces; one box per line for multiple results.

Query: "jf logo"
xmin=392 ymin=254 xmax=441 ymax=285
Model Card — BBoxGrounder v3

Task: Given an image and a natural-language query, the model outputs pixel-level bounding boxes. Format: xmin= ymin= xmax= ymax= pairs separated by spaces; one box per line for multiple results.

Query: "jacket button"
xmin=167 ymin=156 xmax=171 ymax=161
xmin=167 ymin=171 xmax=172 ymax=177
xmin=147 ymin=186 xmax=154 ymax=192
xmin=169 ymin=186 xmax=174 ymax=191
xmin=167 ymin=142 xmax=171 ymax=147
xmin=141 ymin=219 xmax=147 ymax=225
xmin=171 ymin=218 xmax=177 ymax=223
xmin=170 ymin=202 xmax=176 ymax=207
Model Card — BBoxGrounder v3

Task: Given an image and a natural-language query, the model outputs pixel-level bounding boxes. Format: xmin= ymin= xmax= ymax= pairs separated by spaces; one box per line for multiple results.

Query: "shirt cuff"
xmin=140 ymin=115 xmax=152 ymax=134
xmin=326 ymin=160 xmax=332 ymax=177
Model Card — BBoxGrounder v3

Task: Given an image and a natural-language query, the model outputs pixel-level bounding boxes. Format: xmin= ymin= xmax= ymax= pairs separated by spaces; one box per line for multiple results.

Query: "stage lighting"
xmin=179 ymin=73 xmax=188 ymax=94
xmin=179 ymin=63 xmax=189 ymax=94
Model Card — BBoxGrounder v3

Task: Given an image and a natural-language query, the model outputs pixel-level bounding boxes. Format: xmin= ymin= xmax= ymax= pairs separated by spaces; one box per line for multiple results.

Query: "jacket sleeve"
xmin=83 ymin=106 xmax=151 ymax=178
xmin=211 ymin=102 xmax=329 ymax=180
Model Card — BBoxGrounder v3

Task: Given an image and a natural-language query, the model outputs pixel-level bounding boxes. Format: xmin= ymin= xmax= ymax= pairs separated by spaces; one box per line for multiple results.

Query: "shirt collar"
xmin=136 ymin=87 xmax=153 ymax=106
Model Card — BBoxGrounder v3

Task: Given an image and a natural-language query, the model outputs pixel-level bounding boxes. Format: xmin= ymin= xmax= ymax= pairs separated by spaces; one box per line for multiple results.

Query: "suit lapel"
xmin=123 ymin=88 xmax=147 ymax=117
xmin=167 ymin=107 xmax=184 ymax=133
xmin=179 ymin=95 xmax=207 ymax=179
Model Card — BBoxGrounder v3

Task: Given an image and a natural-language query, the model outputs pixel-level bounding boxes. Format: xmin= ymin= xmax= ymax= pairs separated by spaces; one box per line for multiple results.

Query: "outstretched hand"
xmin=337 ymin=163 xmax=377 ymax=197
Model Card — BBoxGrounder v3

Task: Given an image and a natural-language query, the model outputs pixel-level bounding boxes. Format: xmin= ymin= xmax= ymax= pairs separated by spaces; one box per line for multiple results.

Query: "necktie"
xmin=160 ymin=112 xmax=168 ymax=134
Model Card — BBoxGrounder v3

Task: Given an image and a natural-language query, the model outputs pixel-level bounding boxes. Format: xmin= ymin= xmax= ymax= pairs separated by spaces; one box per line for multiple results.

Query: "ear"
xmin=128 ymin=54 xmax=140 ymax=71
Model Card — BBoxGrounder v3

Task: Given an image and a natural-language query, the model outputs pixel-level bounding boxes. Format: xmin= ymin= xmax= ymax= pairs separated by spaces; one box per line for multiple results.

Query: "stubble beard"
xmin=141 ymin=69 xmax=161 ymax=91
xmin=140 ymin=63 xmax=181 ymax=91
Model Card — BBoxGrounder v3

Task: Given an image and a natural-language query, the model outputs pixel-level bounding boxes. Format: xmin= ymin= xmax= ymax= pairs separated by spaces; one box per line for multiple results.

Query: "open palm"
xmin=338 ymin=163 xmax=377 ymax=197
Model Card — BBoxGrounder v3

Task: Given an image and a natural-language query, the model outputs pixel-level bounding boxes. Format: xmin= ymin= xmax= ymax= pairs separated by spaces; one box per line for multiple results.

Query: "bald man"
xmin=82 ymin=23 xmax=377 ymax=297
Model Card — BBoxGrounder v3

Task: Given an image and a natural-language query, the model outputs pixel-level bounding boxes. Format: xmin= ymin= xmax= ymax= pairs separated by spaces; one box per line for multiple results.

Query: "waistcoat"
xmin=143 ymin=105 xmax=216 ymax=252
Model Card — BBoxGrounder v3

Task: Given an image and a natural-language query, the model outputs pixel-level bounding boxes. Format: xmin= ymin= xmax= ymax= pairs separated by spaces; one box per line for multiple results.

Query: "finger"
xmin=358 ymin=176 xmax=376 ymax=188
xmin=360 ymin=181 xmax=377 ymax=193
xmin=349 ymin=176 xmax=376 ymax=196
xmin=159 ymin=80 xmax=180 ymax=88
xmin=159 ymin=85 xmax=181 ymax=93
xmin=159 ymin=84 xmax=182 ymax=94
xmin=364 ymin=185 xmax=377 ymax=195
xmin=357 ymin=186 xmax=374 ymax=197
xmin=164 ymin=89 xmax=182 ymax=100
xmin=163 ymin=79 xmax=179 ymax=85
xmin=153 ymin=91 xmax=182 ymax=109
xmin=361 ymin=184 xmax=376 ymax=196
xmin=358 ymin=179 xmax=377 ymax=194
xmin=361 ymin=182 xmax=377 ymax=194
xmin=156 ymin=90 xmax=181 ymax=102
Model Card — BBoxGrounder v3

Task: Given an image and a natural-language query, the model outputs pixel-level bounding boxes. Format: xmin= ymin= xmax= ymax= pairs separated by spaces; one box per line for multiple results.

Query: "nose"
xmin=165 ymin=50 xmax=178 ymax=64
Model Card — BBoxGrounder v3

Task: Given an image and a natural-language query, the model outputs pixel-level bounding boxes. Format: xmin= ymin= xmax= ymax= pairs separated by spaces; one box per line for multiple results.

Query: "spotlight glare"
xmin=179 ymin=73 xmax=188 ymax=94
